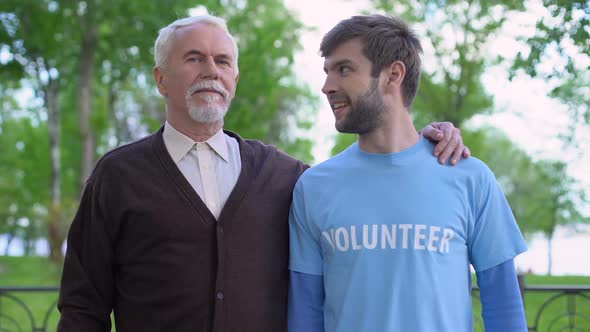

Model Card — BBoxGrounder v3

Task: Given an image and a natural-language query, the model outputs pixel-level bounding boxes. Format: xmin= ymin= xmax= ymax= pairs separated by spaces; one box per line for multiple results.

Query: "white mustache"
xmin=187 ymin=81 xmax=229 ymax=100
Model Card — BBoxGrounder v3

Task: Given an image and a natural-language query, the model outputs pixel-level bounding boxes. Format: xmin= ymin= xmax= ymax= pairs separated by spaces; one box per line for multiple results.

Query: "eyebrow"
xmin=182 ymin=49 xmax=234 ymax=62
xmin=182 ymin=50 xmax=205 ymax=59
xmin=323 ymin=59 xmax=354 ymax=73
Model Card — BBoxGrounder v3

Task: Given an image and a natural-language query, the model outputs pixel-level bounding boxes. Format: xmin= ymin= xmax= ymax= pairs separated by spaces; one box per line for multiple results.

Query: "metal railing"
xmin=471 ymin=283 xmax=590 ymax=331
xmin=0 ymin=284 xmax=589 ymax=331
xmin=0 ymin=287 xmax=59 ymax=332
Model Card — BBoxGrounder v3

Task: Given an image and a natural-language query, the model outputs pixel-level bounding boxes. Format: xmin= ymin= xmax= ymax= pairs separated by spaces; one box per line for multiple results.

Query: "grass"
xmin=0 ymin=256 xmax=62 ymax=331
xmin=522 ymin=275 xmax=590 ymax=330
xmin=472 ymin=274 xmax=590 ymax=331
xmin=1 ymin=256 xmax=589 ymax=331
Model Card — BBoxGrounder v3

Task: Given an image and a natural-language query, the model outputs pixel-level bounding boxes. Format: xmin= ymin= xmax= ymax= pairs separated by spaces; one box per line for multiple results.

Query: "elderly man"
xmin=57 ymin=14 xmax=469 ymax=332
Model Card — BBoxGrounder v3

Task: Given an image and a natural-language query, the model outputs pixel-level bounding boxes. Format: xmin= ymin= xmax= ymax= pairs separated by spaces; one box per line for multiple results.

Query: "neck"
xmin=167 ymin=110 xmax=223 ymax=142
xmin=358 ymin=107 xmax=420 ymax=153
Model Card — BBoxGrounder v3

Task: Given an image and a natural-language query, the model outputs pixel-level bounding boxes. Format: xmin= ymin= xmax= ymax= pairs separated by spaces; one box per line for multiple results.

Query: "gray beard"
xmin=187 ymin=97 xmax=229 ymax=123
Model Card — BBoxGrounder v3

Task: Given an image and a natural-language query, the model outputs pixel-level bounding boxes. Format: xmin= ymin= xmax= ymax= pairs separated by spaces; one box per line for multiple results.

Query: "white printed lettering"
xmin=439 ymin=228 xmax=455 ymax=253
xmin=381 ymin=224 xmax=396 ymax=249
xmin=321 ymin=224 xmax=454 ymax=254
xmin=335 ymin=227 xmax=350 ymax=251
xmin=350 ymin=226 xmax=362 ymax=250
xmin=427 ymin=226 xmax=441 ymax=252
xmin=399 ymin=224 xmax=413 ymax=249
xmin=322 ymin=231 xmax=335 ymax=250
xmin=414 ymin=224 xmax=427 ymax=250
xmin=363 ymin=225 xmax=378 ymax=249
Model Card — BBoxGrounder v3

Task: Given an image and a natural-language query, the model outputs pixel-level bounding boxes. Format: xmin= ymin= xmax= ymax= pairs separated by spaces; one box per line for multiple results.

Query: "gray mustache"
xmin=188 ymin=81 xmax=229 ymax=100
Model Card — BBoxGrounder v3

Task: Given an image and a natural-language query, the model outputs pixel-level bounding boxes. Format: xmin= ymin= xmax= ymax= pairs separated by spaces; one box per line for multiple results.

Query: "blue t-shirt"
xmin=289 ymin=137 xmax=527 ymax=332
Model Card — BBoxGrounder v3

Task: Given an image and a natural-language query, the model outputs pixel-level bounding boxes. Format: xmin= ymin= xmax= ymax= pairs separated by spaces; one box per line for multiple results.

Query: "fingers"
xmin=421 ymin=123 xmax=443 ymax=141
xmin=449 ymin=133 xmax=464 ymax=165
xmin=462 ymin=146 xmax=471 ymax=159
xmin=426 ymin=121 xmax=469 ymax=165
xmin=433 ymin=122 xmax=453 ymax=157
xmin=438 ymin=128 xmax=461 ymax=165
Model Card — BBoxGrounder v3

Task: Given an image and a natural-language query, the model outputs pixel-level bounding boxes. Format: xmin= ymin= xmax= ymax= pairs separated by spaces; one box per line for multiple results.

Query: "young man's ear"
xmin=387 ymin=61 xmax=406 ymax=87
xmin=154 ymin=67 xmax=168 ymax=97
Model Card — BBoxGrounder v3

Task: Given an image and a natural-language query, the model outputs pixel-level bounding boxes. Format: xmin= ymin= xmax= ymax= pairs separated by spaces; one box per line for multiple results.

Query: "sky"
xmin=282 ymin=0 xmax=590 ymax=275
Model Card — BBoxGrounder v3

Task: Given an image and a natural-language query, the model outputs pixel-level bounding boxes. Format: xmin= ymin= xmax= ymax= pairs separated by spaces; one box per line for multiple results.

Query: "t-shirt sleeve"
xmin=289 ymin=181 xmax=324 ymax=275
xmin=288 ymin=271 xmax=325 ymax=332
xmin=469 ymin=166 xmax=528 ymax=272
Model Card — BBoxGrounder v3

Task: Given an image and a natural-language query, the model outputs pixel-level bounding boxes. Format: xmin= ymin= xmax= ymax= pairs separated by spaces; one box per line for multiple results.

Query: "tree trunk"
xmin=547 ymin=233 xmax=553 ymax=276
xmin=4 ymin=233 xmax=14 ymax=255
xmin=78 ymin=22 xmax=98 ymax=193
xmin=45 ymin=78 xmax=64 ymax=262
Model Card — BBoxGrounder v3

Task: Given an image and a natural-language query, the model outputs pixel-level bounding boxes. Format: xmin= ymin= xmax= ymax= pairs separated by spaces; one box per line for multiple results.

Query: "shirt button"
xmin=216 ymin=292 xmax=224 ymax=300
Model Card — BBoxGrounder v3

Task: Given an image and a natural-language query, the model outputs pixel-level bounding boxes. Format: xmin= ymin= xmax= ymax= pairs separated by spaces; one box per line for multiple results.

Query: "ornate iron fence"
xmin=0 ymin=283 xmax=589 ymax=331
xmin=471 ymin=283 xmax=590 ymax=331
xmin=0 ymin=287 xmax=59 ymax=332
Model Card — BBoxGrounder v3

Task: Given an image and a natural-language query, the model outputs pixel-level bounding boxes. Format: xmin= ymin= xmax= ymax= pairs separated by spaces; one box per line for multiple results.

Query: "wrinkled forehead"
xmin=173 ymin=23 xmax=237 ymax=58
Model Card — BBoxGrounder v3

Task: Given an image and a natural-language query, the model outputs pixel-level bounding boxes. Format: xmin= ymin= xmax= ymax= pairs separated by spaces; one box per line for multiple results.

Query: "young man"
xmin=288 ymin=15 xmax=528 ymax=332
xmin=57 ymin=14 xmax=469 ymax=332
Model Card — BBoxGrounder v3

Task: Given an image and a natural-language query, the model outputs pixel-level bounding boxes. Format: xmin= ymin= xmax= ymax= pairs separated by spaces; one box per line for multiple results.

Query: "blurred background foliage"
xmin=0 ymin=0 xmax=588 ymax=276
xmin=0 ymin=0 xmax=318 ymax=263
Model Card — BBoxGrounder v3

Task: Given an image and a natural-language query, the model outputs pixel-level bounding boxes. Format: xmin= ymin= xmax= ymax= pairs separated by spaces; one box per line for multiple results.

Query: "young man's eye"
xmin=339 ymin=66 xmax=351 ymax=74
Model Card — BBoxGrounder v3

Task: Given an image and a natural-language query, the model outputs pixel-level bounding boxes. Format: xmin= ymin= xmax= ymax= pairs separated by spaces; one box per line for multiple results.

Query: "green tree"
xmin=0 ymin=0 xmax=317 ymax=261
xmin=529 ymin=161 xmax=588 ymax=275
xmin=211 ymin=1 xmax=318 ymax=162
xmin=463 ymin=127 xmax=588 ymax=275
xmin=0 ymin=115 xmax=51 ymax=256
xmin=0 ymin=1 xmax=75 ymax=261
xmin=512 ymin=0 xmax=589 ymax=130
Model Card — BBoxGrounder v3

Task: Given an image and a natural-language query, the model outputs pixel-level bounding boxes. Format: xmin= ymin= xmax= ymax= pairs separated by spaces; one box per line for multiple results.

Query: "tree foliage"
xmin=0 ymin=0 xmax=317 ymax=258
xmin=462 ymin=127 xmax=588 ymax=274
xmin=512 ymin=0 xmax=590 ymax=130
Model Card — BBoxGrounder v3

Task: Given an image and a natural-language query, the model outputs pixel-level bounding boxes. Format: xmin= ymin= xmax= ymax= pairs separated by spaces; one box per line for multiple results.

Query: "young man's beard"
xmin=336 ymin=79 xmax=386 ymax=134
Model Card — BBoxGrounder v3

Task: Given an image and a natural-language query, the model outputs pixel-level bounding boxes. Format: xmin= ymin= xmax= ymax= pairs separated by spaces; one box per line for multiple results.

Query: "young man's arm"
xmin=289 ymin=180 xmax=326 ymax=332
xmin=476 ymin=258 xmax=527 ymax=332
xmin=288 ymin=271 xmax=324 ymax=332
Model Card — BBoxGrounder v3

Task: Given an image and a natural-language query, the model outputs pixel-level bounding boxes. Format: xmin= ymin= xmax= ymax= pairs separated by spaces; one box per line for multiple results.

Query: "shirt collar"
xmin=163 ymin=121 xmax=230 ymax=164
xmin=206 ymin=127 xmax=230 ymax=162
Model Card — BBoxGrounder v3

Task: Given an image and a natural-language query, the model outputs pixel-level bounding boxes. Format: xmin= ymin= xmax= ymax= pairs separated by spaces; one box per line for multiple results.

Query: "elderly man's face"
xmin=156 ymin=23 xmax=239 ymax=123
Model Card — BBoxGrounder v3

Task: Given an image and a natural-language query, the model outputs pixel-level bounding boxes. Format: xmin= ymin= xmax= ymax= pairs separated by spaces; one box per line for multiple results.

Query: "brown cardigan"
xmin=57 ymin=127 xmax=307 ymax=331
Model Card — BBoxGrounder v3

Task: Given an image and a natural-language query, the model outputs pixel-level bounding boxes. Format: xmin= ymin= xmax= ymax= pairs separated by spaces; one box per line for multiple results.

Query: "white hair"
xmin=154 ymin=15 xmax=239 ymax=74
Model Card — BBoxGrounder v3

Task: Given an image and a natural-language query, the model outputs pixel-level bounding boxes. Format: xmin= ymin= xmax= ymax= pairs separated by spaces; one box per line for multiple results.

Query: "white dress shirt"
xmin=163 ymin=122 xmax=241 ymax=219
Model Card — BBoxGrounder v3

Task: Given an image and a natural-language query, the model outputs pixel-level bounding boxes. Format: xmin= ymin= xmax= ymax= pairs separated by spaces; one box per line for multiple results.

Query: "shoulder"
xmin=453 ymin=157 xmax=496 ymax=182
xmin=90 ymin=131 xmax=160 ymax=181
xmin=297 ymin=144 xmax=354 ymax=186
xmin=419 ymin=139 xmax=492 ymax=177
xmin=226 ymin=130 xmax=309 ymax=176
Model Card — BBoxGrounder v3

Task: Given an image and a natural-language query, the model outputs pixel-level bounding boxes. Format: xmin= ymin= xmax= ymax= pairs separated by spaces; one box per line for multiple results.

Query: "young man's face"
xmin=322 ymin=38 xmax=386 ymax=134
xmin=155 ymin=23 xmax=239 ymax=123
